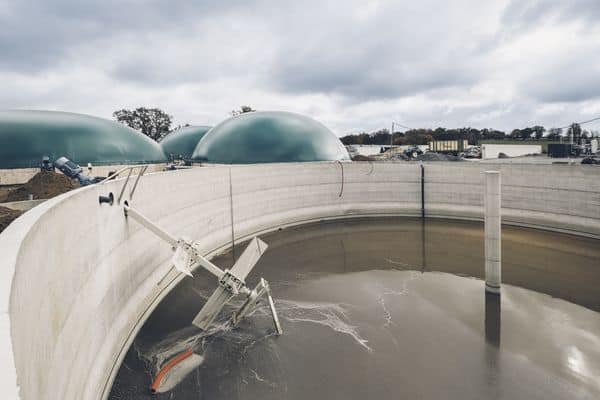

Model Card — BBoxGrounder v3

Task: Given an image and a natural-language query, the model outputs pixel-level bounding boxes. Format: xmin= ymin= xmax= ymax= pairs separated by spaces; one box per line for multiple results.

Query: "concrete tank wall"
xmin=0 ymin=164 xmax=166 ymax=186
xmin=1 ymin=199 xmax=46 ymax=212
xmin=1 ymin=162 xmax=599 ymax=400
xmin=424 ymin=163 xmax=600 ymax=236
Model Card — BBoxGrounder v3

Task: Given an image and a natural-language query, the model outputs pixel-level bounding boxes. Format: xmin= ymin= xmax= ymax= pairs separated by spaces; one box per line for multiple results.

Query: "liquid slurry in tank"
xmin=109 ymin=218 xmax=600 ymax=400
xmin=116 ymin=204 xmax=283 ymax=394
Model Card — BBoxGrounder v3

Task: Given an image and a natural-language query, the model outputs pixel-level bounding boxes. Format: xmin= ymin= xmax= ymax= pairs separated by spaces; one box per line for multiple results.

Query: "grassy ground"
xmin=479 ymin=140 xmax=560 ymax=153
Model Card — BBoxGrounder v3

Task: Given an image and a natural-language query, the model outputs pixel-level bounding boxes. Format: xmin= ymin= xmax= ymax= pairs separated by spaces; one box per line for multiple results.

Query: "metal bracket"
xmin=191 ymin=237 xmax=270 ymax=331
xmin=232 ymin=278 xmax=283 ymax=335
xmin=172 ymin=240 xmax=196 ymax=277
xmin=219 ymin=270 xmax=245 ymax=295
xmin=121 ymin=203 xmax=282 ymax=335
xmin=99 ymin=165 xmax=148 ymax=204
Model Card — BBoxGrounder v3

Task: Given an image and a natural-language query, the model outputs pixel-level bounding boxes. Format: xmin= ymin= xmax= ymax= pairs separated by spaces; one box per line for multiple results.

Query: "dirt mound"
xmin=0 ymin=188 xmax=10 ymax=202
xmin=4 ymin=171 xmax=80 ymax=202
xmin=351 ymin=155 xmax=377 ymax=162
xmin=0 ymin=206 xmax=22 ymax=233
xmin=582 ymin=157 xmax=600 ymax=165
xmin=416 ymin=152 xmax=461 ymax=161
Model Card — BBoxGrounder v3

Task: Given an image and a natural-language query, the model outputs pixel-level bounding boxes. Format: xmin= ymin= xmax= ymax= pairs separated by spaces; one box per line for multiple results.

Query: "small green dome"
xmin=0 ymin=110 xmax=167 ymax=168
xmin=192 ymin=111 xmax=349 ymax=164
xmin=160 ymin=125 xmax=211 ymax=159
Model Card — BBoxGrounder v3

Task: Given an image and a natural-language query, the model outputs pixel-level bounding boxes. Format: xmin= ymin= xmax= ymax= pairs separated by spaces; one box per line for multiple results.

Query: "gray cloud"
xmin=502 ymin=0 xmax=600 ymax=29
xmin=1 ymin=0 xmax=600 ymax=133
xmin=0 ymin=0 xmax=243 ymax=72
xmin=518 ymin=37 xmax=600 ymax=104
xmin=498 ymin=1 xmax=600 ymax=104
xmin=263 ymin=1 xmax=492 ymax=100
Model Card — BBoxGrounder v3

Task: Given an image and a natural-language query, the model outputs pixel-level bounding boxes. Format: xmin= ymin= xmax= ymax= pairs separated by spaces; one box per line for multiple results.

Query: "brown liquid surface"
xmin=110 ymin=218 xmax=600 ymax=400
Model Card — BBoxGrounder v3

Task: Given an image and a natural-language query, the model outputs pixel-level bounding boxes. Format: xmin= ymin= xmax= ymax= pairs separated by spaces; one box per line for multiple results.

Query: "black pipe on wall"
xmin=421 ymin=163 xmax=425 ymax=219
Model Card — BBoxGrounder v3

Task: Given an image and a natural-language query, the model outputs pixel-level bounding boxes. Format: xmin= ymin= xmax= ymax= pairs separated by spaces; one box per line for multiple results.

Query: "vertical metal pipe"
xmin=420 ymin=163 xmax=425 ymax=219
xmin=228 ymin=167 xmax=236 ymax=262
xmin=420 ymin=218 xmax=426 ymax=272
xmin=485 ymin=292 xmax=501 ymax=346
xmin=484 ymin=171 xmax=501 ymax=294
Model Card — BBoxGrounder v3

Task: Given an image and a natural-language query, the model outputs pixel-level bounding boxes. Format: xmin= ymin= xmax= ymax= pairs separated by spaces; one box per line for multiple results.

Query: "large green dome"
xmin=0 ymin=110 xmax=167 ymax=168
xmin=160 ymin=125 xmax=211 ymax=160
xmin=192 ymin=111 xmax=349 ymax=164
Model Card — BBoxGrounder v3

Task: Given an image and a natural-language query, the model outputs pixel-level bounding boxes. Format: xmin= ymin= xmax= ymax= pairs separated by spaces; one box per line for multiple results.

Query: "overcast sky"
xmin=2 ymin=0 xmax=600 ymax=134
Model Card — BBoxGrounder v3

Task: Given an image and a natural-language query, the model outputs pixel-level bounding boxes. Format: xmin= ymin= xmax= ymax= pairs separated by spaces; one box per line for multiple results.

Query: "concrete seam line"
xmin=337 ymin=161 xmax=344 ymax=197
xmin=229 ymin=167 xmax=235 ymax=257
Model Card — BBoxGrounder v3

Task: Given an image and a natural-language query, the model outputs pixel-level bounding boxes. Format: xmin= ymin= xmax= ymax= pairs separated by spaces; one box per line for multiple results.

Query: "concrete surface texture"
xmin=477 ymin=155 xmax=578 ymax=164
xmin=424 ymin=163 xmax=600 ymax=236
xmin=0 ymin=200 xmax=46 ymax=212
xmin=0 ymin=161 xmax=599 ymax=400
xmin=0 ymin=164 xmax=166 ymax=186
xmin=481 ymin=144 xmax=542 ymax=159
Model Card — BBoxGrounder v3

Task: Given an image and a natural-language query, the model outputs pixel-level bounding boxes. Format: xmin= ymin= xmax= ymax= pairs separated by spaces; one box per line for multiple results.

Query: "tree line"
xmin=113 ymin=106 xmax=255 ymax=141
xmin=341 ymin=124 xmax=599 ymax=146
xmin=112 ymin=107 xmax=599 ymax=146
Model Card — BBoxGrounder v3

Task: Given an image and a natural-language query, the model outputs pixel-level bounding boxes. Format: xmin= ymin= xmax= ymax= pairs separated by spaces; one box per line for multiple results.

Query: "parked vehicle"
xmin=462 ymin=146 xmax=481 ymax=158
xmin=404 ymin=146 xmax=423 ymax=158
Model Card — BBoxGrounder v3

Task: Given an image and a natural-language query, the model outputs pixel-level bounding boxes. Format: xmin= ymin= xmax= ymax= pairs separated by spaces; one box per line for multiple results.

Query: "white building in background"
xmin=346 ymin=144 xmax=430 ymax=158
xmin=481 ymin=144 xmax=542 ymax=159
xmin=345 ymin=145 xmax=386 ymax=157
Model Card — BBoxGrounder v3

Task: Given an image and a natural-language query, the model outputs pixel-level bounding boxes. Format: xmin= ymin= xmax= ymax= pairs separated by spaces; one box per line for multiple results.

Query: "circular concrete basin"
xmin=110 ymin=218 xmax=600 ymax=399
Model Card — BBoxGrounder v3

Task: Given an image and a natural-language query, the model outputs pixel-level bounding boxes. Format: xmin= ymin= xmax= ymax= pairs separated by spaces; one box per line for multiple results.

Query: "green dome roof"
xmin=0 ymin=110 xmax=167 ymax=168
xmin=192 ymin=111 xmax=349 ymax=164
xmin=159 ymin=125 xmax=211 ymax=159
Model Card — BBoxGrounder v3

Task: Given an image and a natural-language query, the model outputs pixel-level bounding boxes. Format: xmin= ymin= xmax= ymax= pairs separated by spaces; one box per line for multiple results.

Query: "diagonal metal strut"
xmin=123 ymin=204 xmax=282 ymax=335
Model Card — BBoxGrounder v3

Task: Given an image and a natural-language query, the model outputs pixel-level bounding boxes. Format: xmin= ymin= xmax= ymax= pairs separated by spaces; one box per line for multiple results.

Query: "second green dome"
xmin=192 ymin=111 xmax=349 ymax=164
xmin=160 ymin=125 xmax=211 ymax=160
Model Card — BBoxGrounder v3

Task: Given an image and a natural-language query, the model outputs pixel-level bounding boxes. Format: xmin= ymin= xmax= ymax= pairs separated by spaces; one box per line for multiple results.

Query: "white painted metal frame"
xmin=123 ymin=203 xmax=282 ymax=334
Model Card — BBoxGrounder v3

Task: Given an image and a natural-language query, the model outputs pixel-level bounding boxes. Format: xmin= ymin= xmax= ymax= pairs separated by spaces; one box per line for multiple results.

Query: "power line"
xmin=558 ymin=115 xmax=600 ymax=130
xmin=390 ymin=121 xmax=412 ymax=147
xmin=576 ymin=115 xmax=600 ymax=126
xmin=392 ymin=121 xmax=412 ymax=131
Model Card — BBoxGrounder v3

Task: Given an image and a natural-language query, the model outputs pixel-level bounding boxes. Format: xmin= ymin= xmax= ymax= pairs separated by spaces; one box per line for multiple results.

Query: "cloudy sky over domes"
xmin=1 ymin=0 xmax=600 ymax=134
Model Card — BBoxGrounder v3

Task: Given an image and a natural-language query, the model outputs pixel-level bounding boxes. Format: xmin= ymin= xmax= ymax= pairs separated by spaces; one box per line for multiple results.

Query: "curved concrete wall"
xmin=0 ymin=162 xmax=598 ymax=400
xmin=0 ymin=163 xmax=166 ymax=186
xmin=425 ymin=163 xmax=600 ymax=237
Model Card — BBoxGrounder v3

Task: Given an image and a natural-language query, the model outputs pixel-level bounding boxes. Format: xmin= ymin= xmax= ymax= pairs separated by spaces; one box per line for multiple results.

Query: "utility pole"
xmin=390 ymin=120 xmax=411 ymax=149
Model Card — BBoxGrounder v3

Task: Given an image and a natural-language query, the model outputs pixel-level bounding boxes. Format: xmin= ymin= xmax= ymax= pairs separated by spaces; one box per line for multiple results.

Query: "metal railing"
xmin=99 ymin=165 xmax=148 ymax=204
